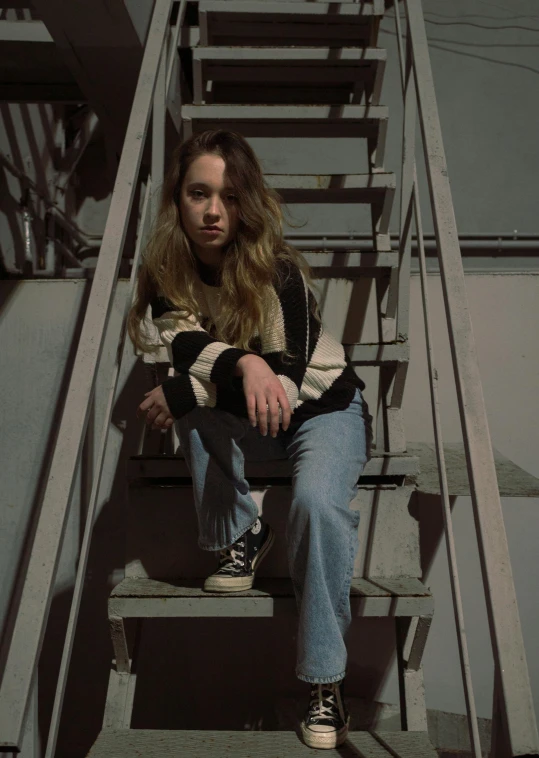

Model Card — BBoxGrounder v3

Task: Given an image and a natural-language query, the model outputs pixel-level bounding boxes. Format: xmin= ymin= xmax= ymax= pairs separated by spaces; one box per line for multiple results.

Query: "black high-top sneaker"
xmin=300 ymin=679 xmax=350 ymax=749
xmin=203 ymin=517 xmax=274 ymax=592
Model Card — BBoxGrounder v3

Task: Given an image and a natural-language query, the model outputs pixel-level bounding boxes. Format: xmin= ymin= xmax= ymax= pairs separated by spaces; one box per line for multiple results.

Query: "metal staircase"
xmin=0 ymin=1 xmax=537 ymax=757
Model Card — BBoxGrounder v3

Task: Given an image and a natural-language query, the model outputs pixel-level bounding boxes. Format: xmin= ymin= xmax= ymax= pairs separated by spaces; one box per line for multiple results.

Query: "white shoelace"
xmin=217 ymin=540 xmax=246 ymax=575
xmin=307 ymin=684 xmax=343 ymax=725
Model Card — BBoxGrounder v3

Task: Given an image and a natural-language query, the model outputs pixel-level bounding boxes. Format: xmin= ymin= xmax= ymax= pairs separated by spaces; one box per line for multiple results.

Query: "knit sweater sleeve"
xmin=150 ymin=296 xmax=250 ymax=418
xmin=259 ymin=260 xmax=310 ymax=411
xmin=151 ymin=296 xmax=250 ymax=383
xmin=150 ymin=261 xmax=312 ymax=419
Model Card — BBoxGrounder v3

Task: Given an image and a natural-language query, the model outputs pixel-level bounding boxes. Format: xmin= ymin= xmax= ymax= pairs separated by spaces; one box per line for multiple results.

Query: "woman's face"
xmin=178 ymin=152 xmax=239 ymax=267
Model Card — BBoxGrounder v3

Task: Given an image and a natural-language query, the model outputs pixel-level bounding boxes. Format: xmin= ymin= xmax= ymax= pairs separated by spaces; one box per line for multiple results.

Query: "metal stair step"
xmin=86 ymin=728 xmax=437 ymax=757
xmin=192 ymin=47 xmax=386 ymax=105
xmin=410 ymin=441 xmax=539 ymax=497
xmin=182 ymin=103 xmax=388 ymax=139
xmin=302 ymin=249 xmax=397 ymax=272
xmin=201 ymin=0 xmax=384 ymax=8
xmin=199 ymin=1 xmax=384 ymax=49
xmin=343 ymin=342 xmax=409 ymax=364
xmin=109 ymin=576 xmax=433 ymax=619
xmin=264 ymin=172 xmax=394 ymax=204
xmin=126 ymin=448 xmax=418 ymax=483
xmin=194 ymin=46 xmax=386 ymax=65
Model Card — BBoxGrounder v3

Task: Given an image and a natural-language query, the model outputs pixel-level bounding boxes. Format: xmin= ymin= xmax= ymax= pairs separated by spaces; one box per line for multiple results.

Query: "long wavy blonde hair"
xmin=127 ymin=129 xmax=320 ymax=358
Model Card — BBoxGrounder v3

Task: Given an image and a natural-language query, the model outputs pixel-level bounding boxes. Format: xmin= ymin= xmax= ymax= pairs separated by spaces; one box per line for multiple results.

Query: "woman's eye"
xmin=188 ymin=190 xmax=237 ymax=202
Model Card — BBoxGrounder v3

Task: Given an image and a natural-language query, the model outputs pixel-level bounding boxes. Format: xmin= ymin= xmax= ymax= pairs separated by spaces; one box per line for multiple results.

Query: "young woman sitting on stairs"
xmin=128 ymin=129 xmax=373 ymax=750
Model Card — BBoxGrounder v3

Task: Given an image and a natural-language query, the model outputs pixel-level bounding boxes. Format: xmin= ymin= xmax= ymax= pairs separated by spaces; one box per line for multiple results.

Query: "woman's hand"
xmin=137 ymin=385 xmax=175 ymax=430
xmin=235 ymin=354 xmax=291 ymax=437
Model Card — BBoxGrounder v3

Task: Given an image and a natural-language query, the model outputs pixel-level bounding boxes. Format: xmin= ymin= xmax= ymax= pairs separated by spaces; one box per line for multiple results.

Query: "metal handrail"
xmin=43 ymin=182 xmax=153 ymax=758
xmin=0 ymin=0 xmax=174 ymax=750
xmin=403 ymin=0 xmax=539 ymax=754
xmin=394 ymin=7 xmax=481 ymax=755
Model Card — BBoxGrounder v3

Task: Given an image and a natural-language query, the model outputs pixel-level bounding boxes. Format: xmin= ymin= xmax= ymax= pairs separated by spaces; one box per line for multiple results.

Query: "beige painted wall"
xmin=396 ymin=272 xmax=539 ymax=717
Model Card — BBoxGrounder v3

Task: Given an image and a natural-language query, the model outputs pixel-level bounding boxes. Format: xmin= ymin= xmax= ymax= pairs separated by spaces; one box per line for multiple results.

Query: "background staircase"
xmin=89 ymin=1 xmax=436 ymax=755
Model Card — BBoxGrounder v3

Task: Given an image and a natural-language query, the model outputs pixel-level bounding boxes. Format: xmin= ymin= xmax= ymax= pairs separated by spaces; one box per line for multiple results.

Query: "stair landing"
xmin=86 ymin=728 xmax=438 ymax=757
xmin=109 ymin=576 xmax=433 ymax=619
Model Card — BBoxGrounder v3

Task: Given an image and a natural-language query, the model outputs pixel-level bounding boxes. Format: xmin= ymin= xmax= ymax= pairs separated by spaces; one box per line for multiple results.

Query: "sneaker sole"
xmin=300 ymin=718 xmax=349 ymax=750
xmin=203 ymin=525 xmax=275 ymax=593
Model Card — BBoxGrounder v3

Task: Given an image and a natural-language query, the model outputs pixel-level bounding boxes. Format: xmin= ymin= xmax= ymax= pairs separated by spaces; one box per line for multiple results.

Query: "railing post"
xmin=152 ymin=44 xmax=166 ymax=223
xmin=392 ymin=7 xmax=483 ymax=756
xmin=391 ymin=20 xmax=414 ymax=342
xmin=404 ymin=0 xmax=539 ymax=753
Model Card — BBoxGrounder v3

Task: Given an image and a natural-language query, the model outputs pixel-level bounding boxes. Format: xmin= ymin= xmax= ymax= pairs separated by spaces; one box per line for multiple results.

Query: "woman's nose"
xmin=205 ymin=196 xmax=222 ymax=218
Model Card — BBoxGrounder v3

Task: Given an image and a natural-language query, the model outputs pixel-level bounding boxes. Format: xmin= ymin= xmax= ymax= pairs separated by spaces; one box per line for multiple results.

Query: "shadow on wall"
xmin=0 ymin=100 xmax=118 ymax=277
xmin=0 ymin=277 xmax=92 ymax=685
xmin=35 ymin=358 xmax=149 ymax=756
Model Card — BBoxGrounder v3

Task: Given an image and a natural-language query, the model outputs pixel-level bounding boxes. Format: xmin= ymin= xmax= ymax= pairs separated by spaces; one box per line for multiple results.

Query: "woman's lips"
xmin=200 ymin=228 xmax=222 ymax=235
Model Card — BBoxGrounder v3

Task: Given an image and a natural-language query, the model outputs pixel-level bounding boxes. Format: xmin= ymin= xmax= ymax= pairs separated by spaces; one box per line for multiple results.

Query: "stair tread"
xmin=264 ymin=173 xmax=394 ymax=204
xmin=126 ymin=451 xmax=418 ymax=483
xmin=199 ymin=2 xmax=384 ymax=48
xmin=182 ymin=104 xmax=388 ymax=137
xmin=266 ymin=172 xmax=394 ymax=187
xmin=410 ymin=441 xmax=539 ymax=497
xmin=194 ymin=46 xmax=386 ymax=61
xmin=182 ymin=104 xmax=388 ymax=119
xmin=86 ymin=728 xmax=437 ymax=757
xmin=109 ymin=575 xmax=433 ymax=618
xmin=200 ymin=1 xmax=385 ymax=18
xmin=132 ymin=449 xmax=417 ymax=460
xmin=111 ymin=576 xmax=431 ymax=600
xmin=302 ymin=251 xmax=397 ymax=269
xmin=193 ymin=48 xmax=385 ymax=98
xmin=303 ymin=250 xmax=397 ymax=268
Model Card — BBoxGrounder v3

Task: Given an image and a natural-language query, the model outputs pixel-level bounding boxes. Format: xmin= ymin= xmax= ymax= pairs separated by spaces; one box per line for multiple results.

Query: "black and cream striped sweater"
xmin=151 ymin=257 xmax=366 ymax=432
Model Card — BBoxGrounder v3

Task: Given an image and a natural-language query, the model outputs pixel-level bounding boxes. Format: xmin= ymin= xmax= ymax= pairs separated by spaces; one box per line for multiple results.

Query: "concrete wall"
xmin=387 ymin=272 xmax=539 ymax=720
xmin=384 ymin=0 xmax=539 ymax=236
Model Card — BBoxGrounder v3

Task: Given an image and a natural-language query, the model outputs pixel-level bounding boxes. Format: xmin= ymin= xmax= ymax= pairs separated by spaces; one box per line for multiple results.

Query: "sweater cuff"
xmin=160 ymin=374 xmax=197 ymax=419
xmin=209 ymin=347 xmax=250 ymax=384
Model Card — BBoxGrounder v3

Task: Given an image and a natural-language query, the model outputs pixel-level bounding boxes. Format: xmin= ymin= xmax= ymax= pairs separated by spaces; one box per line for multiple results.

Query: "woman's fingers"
xmin=138 ymin=403 xmax=171 ymax=429
xmin=149 ymin=413 xmax=174 ymax=429
xmin=267 ymin=397 xmax=281 ymax=437
xmin=137 ymin=385 xmax=173 ymax=429
xmin=255 ymin=392 xmax=290 ymax=436
xmin=152 ymin=411 xmax=171 ymax=428
xmin=256 ymin=393 xmax=269 ymax=435
xmin=278 ymin=392 xmax=292 ymax=431
xmin=246 ymin=394 xmax=258 ymax=427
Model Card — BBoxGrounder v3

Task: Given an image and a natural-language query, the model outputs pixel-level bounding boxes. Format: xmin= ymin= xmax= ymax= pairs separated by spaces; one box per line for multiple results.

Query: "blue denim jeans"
xmin=175 ymin=387 xmax=374 ymax=683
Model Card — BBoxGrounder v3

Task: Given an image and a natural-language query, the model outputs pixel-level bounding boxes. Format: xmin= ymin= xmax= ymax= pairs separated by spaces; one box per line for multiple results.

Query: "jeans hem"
xmin=197 ymin=515 xmax=259 ymax=552
xmin=296 ymin=671 xmax=346 ymax=684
